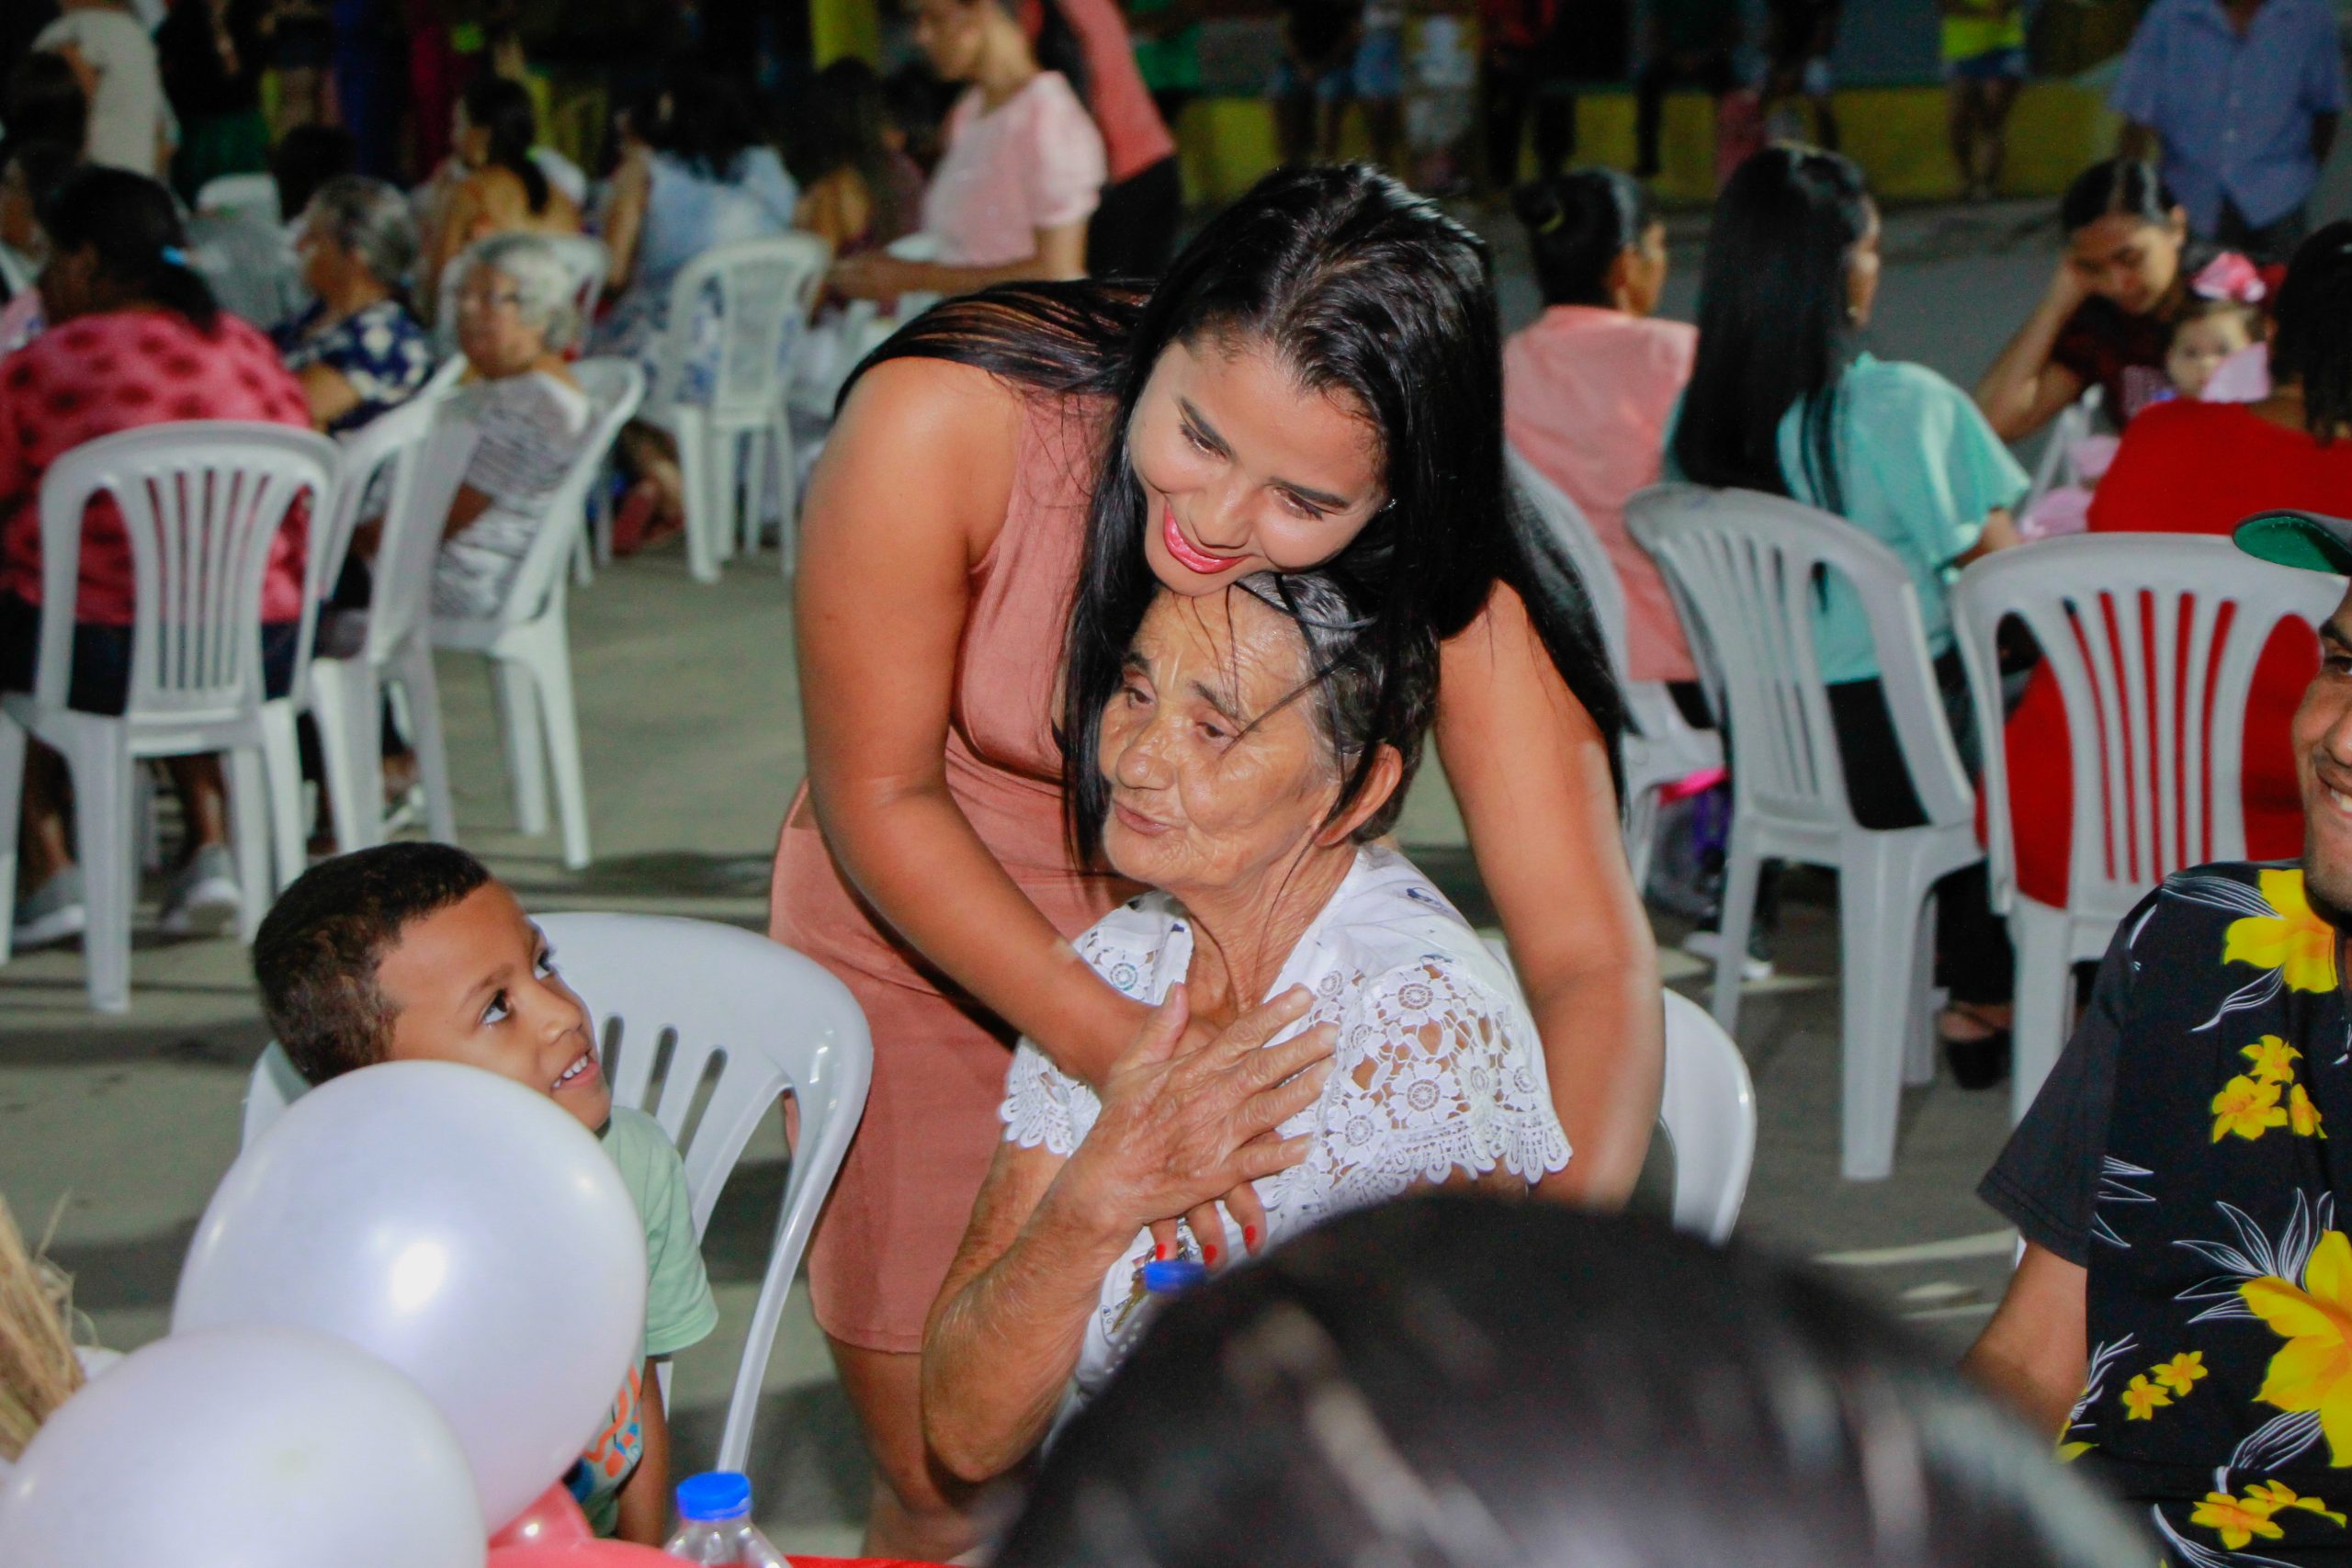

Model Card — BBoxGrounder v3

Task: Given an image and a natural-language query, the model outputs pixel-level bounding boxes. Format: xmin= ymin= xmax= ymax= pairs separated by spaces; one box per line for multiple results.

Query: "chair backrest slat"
xmin=1951 ymin=534 xmax=2341 ymax=920
xmin=37 ymin=423 xmax=338 ymax=722
xmin=1628 ymin=483 xmax=1973 ymax=832
xmin=458 ymin=358 xmax=644 ymax=631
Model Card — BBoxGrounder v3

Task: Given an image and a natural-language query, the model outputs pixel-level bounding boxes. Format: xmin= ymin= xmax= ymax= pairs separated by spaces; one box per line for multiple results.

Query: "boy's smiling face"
xmin=374 ymin=883 xmax=611 ymax=1130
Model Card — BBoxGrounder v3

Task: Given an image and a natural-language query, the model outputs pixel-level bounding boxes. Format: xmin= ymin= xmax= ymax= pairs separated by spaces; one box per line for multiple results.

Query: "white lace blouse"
xmin=1000 ymin=844 xmax=1570 ymax=1405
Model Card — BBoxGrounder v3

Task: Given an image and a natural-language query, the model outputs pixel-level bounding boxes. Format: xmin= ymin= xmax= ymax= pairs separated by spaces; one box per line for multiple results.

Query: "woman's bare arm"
xmin=1975 ymin=265 xmax=2093 ymax=440
xmin=796 ymin=357 xmax=1146 ymax=1083
xmin=827 ymin=220 xmax=1090 ymax=302
xmin=600 ymin=148 xmax=650 ymax=291
xmin=1438 ymin=582 xmax=1663 ymax=1206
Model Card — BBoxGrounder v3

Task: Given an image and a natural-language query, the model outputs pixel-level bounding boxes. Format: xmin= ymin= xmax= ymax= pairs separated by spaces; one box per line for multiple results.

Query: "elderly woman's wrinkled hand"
xmin=1059 ymin=983 xmax=1335 ymax=1249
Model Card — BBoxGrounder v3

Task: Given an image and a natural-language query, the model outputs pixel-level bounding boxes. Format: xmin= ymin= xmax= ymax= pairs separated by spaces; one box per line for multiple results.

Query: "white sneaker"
xmin=12 ymin=866 xmax=85 ymax=950
xmin=1681 ymin=926 xmax=1774 ymax=982
xmin=159 ymin=844 xmax=243 ymax=937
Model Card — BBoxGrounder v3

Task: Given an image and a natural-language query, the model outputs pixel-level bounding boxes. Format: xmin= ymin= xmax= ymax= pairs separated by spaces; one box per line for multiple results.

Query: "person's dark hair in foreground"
xmin=997 ymin=1196 xmax=2149 ymax=1568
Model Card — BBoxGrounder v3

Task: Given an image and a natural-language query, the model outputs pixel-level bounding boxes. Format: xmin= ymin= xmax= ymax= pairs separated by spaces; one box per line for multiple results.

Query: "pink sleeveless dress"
xmin=769 ymin=392 xmax=1136 ymax=1352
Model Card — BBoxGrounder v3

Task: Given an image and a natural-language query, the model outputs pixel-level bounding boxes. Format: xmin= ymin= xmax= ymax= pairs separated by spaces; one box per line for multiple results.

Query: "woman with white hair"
xmin=276 ymin=174 xmax=434 ymax=435
xmin=434 ymin=232 xmax=592 ymax=618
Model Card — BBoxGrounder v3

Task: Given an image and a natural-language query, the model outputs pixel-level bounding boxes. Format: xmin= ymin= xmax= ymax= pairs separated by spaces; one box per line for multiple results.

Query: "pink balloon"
xmin=484 ymin=1485 xmax=670 ymax=1567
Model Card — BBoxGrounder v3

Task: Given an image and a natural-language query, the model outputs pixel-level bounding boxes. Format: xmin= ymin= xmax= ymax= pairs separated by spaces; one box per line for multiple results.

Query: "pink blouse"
xmin=922 ymin=73 xmax=1107 ymax=268
xmin=1503 ymin=306 xmax=1699 ymax=684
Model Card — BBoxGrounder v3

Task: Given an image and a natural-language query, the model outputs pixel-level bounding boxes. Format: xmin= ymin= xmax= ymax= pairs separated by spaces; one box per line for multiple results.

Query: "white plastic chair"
xmin=2021 ymin=387 xmax=2104 ymax=515
xmin=1629 ymin=483 xmax=1980 ymax=1180
xmin=194 ymin=171 xmax=281 ymax=225
xmin=1951 ymin=535 xmax=2343 ymax=1122
xmin=0 ymin=423 xmax=338 ymax=1010
xmin=430 ymin=359 xmax=645 ymax=869
xmin=1485 ymin=936 xmax=1756 ymax=1241
xmin=1659 ymin=987 xmax=1758 ymax=1243
xmin=1509 ymin=448 xmax=1722 ymax=892
xmin=239 ymin=912 xmax=875 ymax=1474
xmin=645 ymin=235 xmax=829 ymax=582
xmin=304 ymin=397 xmax=472 ymax=853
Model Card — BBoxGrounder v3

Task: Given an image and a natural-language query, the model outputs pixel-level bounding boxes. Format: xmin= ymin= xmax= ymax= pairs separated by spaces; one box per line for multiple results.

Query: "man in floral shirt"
xmin=1970 ymin=507 xmax=2352 ymax=1564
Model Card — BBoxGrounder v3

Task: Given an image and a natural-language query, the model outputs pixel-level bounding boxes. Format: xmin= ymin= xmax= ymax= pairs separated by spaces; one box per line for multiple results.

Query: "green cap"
xmin=2235 ymin=510 xmax=2352 ymax=576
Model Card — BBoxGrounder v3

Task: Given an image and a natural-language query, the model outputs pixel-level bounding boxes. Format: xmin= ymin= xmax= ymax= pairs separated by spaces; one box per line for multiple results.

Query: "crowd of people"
xmin=1 ymin=0 xmax=2351 ymax=1563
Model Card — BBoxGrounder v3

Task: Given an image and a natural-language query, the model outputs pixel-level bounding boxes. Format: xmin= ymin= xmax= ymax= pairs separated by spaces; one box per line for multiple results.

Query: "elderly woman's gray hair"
xmin=302 ymin=175 xmax=419 ymax=289
xmin=464 ymin=231 xmax=581 ymax=353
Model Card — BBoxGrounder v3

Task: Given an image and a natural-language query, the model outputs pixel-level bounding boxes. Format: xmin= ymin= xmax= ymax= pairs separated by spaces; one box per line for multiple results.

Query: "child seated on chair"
xmin=250 ymin=840 xmax=716 ymax=1544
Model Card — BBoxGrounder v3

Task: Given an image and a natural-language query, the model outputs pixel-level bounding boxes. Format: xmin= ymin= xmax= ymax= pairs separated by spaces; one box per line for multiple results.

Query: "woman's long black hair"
xmin=463 ymin=75 xmax=550 ymax=216
xmin=39 ymin=165 xmax=220 ymax=333
xmin=2272 ymin=220 xmax=2352 ymax=444
xmin=1671 ymin=145 xmax=1872 ymax=515
xmin=854 ymin=164 xmax=1624 ymax=863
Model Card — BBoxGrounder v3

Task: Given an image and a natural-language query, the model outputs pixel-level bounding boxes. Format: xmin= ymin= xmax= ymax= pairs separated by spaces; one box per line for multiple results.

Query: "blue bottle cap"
xmin=676 ymin=1471 xmax=753 ymax=1521
xmin=1143 ymin=1258 xmax=1208 ymax=1294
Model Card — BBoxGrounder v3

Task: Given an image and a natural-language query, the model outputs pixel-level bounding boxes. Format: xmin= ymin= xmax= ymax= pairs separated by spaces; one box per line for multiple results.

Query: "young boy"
xmin=252 ymin=841 xmax=718 ymax=1544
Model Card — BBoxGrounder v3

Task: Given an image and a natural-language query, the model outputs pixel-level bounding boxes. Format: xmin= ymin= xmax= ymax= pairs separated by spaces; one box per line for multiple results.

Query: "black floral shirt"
xmin=1986 ymin=861 xmax=2352 ymax=1564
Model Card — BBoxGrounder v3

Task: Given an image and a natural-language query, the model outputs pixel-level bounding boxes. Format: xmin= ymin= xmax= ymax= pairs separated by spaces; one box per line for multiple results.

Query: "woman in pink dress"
xmin=826 ymin=0 xmax=1106 ymax=304
xmin=775 ymin=165 xmax=1661 ymax=1558
xmin=1502 ymin=169 xmax=1697 ymax=687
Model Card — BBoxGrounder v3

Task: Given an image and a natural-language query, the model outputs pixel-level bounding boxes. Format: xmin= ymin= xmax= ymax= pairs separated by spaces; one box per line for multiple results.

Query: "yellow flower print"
xmin=2224 ymin=868 xmax=2340 ymax=992
xmin=2245 ymin=1231 xmax=2352 ymax=1462
xmin=2055 ymin=1439 xmax=2094 ymax=1462
xmin=2293 ymin=1084 xmax=2328 ymax=1139
xmin=2152 ymin=1352 xmax=2209 ymax=1394
xmin=2192 ymin=1491 xmax=2288 ymax=1550
xmin=2245 ymin=1036 xmax=2304 ymax=1083
xmin=2242 ymin=1481 xmax=2347 ymax=1529
xmin=2214 ymin=1075 xmax=2290 ymax=1142
xmin=2121 ymin=1373 xmax=2174 ymax=1420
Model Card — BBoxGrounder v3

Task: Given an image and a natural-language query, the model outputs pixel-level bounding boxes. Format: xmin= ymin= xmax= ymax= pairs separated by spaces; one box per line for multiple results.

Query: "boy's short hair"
xmin=252 ymin=842 xmax=493 ymax=1085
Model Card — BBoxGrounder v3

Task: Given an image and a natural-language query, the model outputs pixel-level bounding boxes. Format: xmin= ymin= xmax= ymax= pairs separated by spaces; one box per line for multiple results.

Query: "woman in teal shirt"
xmin=1668 ymin=145 xmax=2029 ymax=1085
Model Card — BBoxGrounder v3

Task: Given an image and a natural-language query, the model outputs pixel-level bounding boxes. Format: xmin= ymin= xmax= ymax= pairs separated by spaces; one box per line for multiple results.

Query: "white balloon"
xmin=173 ymin=1062 xmax=648 ymax=1531
xmin=0 ymin=1325 xmax=484 ymax=1568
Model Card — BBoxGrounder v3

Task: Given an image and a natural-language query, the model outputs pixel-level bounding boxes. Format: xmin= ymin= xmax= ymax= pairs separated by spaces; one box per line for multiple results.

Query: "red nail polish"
xmin=1204 ymin=1243 xmax=1219 ymax=1265
xmin=1244 ymin=1224 xmax=1259 ymax=1247
xmin=1155 ymin=1243 xmax=1168 ymax=1260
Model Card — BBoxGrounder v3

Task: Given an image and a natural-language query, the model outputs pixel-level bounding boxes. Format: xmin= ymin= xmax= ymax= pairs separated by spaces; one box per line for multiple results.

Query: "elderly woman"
xmin=433 ymin=232 xmax=593 ymax=620
xmin=276 ymin=175 xmax=434 ymax=435
xmin=922 ymin=571 xmax=1569 ymax=1483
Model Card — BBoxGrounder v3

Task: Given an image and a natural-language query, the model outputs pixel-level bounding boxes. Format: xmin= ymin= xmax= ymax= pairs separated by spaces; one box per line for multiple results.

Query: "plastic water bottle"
xmin=663 ymin=1472 xmax=791 ymax=1566
xmin=1143 ymin=1257 xmax=1207 ymax=1297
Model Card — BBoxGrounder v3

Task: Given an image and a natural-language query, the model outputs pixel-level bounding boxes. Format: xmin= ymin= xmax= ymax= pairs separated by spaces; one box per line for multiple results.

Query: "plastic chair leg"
xmin=523 ymin=626 xmax=591 ymax=871
xmin=0 ymin=710 xmax=24 ymax=962
xmin=391 ymin=640 xmax=457 ymax=844
xmin=1835 ymin=836 xmax=1935 ymax=1181
xmin=492 ymin=657 xmax=549 ymax=837
xmin=712 ymin=425 xmax=742 ymax=565
xmin=2010 ymin=902 xmax=2075 ymax=1125
xmin=1904 ymin=896 xmax=1939 ymax=1089
xmin=1622 ymin=783 xmax=1661 ymax=900
xmin=311 ymin=660 xmax=382 ymax=852
xmin=259 ymin=701 xmax=306 ymax=891
xmin=677 ymin=408 xmax=719 ymax=584
xmin=224 ymin=744 xmax=273 ymax=942
xmin=64 ymin=726 xmax=132 ymax=1012
xmin=770 ymin=408 xmax=797 ymax=577
xmin=1709 ymin=822 xmax=1765 ymax=1036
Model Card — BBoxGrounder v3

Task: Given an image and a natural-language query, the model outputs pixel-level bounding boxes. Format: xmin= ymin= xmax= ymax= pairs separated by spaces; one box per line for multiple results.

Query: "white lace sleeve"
xmin=1001 ymin=1042 xmax=1085 ymax=1156
xmin=1301 ymin=955 xmax=1570 ymax=1218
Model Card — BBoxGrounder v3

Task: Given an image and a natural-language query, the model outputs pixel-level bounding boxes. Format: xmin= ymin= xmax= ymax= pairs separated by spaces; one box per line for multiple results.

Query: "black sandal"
xmin=1939 ymin=1007 xmax=2013 ymax=1090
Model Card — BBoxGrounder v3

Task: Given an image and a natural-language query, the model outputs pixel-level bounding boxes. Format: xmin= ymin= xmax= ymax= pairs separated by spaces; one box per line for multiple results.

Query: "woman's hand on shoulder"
xmin=1056 ymin=985 xmax=1335 ymax=1249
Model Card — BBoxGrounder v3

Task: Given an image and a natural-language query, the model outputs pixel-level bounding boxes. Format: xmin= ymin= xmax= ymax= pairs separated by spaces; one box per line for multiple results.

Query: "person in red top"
xmin=1994 ymin=219 xmax=2352 ymax=913
xmin=0 ymin=166 xmax=313 ymax=949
